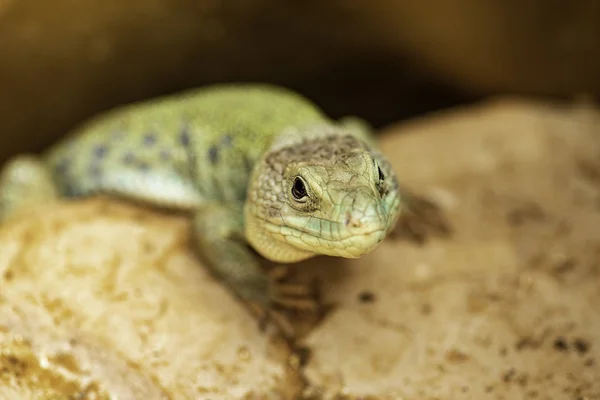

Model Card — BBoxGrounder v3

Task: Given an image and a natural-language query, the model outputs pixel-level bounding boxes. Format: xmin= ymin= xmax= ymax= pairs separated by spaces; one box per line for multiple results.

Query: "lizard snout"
xmin=341 ymin=190 xmax=387 ymax=238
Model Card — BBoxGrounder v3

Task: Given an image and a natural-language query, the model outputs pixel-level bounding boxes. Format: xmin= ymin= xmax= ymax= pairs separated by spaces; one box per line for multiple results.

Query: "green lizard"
xmin=0 ymin=84 xmax=445 ymax=332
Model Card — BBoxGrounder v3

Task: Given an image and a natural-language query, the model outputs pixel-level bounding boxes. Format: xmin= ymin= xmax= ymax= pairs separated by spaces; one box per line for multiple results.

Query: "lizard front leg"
xmin=191 ymin=203 xmax=318 ymax=337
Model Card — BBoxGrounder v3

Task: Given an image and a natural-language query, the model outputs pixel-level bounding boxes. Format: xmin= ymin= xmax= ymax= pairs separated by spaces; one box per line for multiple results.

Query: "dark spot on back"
xmin=88 ymin=164 xmax=102 ymax=179
xmin=62 ymin=182 xmax=77 ymax=197
xmin=138 ymin=161 xmax=150 ymax=172
xmin=122 ymin=152 xmax=136 ymax=165
xmin=143 ymin=133 xmax=156 ymax=146
xmin=94 ymin=145 xmax=108 ymax=158
xmin=54 ymin=159 xmax=70 ymax=176
xmin=221 ymin=134 xmax=233 ymax=147
xmin=159 ymin=150 xmax=171 ymax=160
xmin=208 ymin=145 xmax=219 ymax=164
xmin=179 ymin=128 xmax=190 ymax=146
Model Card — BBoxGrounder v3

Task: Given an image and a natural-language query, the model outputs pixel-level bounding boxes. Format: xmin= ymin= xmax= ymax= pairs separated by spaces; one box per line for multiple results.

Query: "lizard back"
xmin=44 ymin=84 xmax=330 ymax=210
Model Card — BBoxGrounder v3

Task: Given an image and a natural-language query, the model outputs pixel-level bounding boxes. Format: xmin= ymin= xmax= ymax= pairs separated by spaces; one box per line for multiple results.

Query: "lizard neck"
xmin=243 ymin=205 xmax=316 ymax=263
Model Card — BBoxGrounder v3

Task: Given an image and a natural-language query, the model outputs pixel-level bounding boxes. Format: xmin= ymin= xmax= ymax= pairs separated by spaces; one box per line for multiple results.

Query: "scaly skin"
xmin=0 ymin=84 xmax=402 ymax=327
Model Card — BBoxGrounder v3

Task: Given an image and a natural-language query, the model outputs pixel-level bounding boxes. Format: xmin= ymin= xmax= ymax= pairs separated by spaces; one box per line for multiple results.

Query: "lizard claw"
xmin=272 ymin=284 xmax=320 ymax=310
xmin=248 ymin=267 xmax=323 ymax=340
xmin=269 ymin=266 xmax=321 ymax=311
xmin=250 ymin=302 xmax=296 ymax=339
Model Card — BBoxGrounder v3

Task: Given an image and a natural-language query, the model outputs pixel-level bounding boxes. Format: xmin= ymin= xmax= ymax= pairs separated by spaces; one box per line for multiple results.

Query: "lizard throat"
xmin=244 ymin=214 xmax=317 ymax=263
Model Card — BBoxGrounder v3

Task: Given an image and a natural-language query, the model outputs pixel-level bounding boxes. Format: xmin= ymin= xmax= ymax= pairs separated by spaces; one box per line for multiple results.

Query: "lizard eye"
xmin=374 ymin=161 xmax=387 ymax=197
xmin=373 ymin=158 xmax=385 ymax=182
xmin=291 ymin=176 xmax=308 ymax=201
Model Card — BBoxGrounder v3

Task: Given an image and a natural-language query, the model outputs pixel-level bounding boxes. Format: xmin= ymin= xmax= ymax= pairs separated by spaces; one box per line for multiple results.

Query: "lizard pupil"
xmin=378 ymin=166 xmax=385 ymax=181
xmin=292 ymin=177 xmax=307 ymax=200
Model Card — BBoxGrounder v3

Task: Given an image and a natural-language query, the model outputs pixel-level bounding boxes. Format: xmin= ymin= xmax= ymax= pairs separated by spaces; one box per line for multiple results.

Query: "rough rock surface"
xmin=0 ymin=203 xmax=297 ymax=399
xmin=0 ymin=98 xmax=599 ymax=399
xmin=301 ymin=99 xmax=600 ymax=399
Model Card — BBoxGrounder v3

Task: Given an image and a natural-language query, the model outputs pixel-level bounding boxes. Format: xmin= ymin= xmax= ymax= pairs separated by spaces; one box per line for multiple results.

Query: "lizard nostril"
xmin=344 ymin=212 xmax=363 ymax=228
xmin=350 ymin=219 xmax=363 ymax=228
xmin=344 ymin=212 xmax=364 ymax=228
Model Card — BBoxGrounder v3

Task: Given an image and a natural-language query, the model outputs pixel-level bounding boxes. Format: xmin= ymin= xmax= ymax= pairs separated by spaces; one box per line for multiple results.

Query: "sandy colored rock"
xmin=0 ymin=98 xmax=599 ymax=399
xmin=0 ymin=201 xmax=296 ymax=399
xmin=300 ymin=99 xmax=600 ymax=398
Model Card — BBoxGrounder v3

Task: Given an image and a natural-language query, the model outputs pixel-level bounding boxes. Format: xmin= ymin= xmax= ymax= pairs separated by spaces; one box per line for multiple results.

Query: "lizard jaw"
xmin=244 ymin=210 xmax=389 ymax=263
xmin=262 ymin=220 xmax=388 ymax=259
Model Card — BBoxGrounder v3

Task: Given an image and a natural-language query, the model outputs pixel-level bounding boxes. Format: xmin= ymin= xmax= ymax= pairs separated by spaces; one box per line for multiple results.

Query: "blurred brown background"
xmin=1 ymin=0 xmax=599 ymax=163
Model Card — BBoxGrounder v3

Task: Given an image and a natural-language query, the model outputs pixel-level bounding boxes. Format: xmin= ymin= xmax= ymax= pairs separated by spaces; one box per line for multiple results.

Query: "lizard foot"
xmin=249 ymin=266 xmax=323 ymax=340
xmin=269 ymin=265 xmax=321 ymax=311
xmin=390 ymin=190 xmax=452 ymax=244
xmin=248 ymin=302 xmax=296 ymax=338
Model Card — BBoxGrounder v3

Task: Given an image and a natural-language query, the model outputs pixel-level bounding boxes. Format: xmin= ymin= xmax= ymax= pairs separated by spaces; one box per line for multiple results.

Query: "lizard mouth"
xmin=263 ymin=220 xmax=387 ymax=258
xmin=321 ymin=228 xmax=387 ymax=258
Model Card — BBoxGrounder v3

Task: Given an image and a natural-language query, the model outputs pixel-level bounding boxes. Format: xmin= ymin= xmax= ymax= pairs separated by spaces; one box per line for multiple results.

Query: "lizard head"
xmin=245 ymin=133 xmax=401 ymax=263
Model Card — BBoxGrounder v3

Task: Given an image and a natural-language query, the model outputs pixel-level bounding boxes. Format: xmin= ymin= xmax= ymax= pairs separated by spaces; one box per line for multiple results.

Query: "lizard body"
xmin=0 ymin=84 xmax=402 ymax=317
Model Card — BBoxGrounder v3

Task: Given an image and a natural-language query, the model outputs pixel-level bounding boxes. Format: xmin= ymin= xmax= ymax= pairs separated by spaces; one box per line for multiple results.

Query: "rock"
xmin=0 ymin=200 xmax=297 ymax=399
xmin=300 ymin=98 xmax=600 ymax=398
xmin=0 ymin=98 xmax=599 ymax=398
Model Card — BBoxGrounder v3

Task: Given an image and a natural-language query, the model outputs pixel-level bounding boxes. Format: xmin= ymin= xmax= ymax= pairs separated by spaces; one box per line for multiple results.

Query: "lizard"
xmin=0 ymin=83 xmax=448 ymax=334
